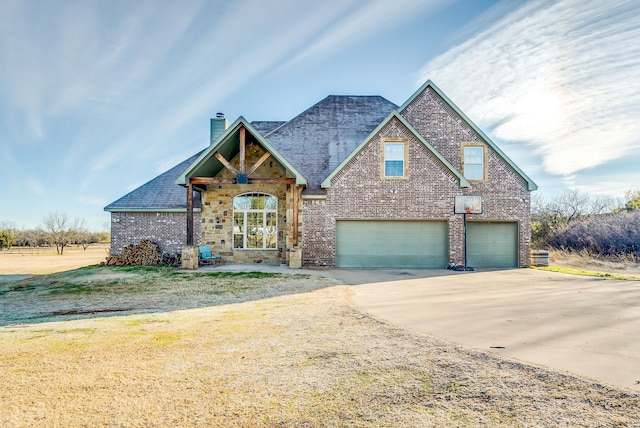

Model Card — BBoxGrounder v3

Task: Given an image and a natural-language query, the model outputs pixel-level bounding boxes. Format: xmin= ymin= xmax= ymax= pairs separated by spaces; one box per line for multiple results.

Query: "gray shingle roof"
xmin=264 ymin=95 xmax=397 ymax=189
xmin=105 ymin=95 xmax=397 ymax=210
xmin=250 ymin=121 xmax=286 ymax=135
xmin=104 ymin=151 xmax=203 ymax=211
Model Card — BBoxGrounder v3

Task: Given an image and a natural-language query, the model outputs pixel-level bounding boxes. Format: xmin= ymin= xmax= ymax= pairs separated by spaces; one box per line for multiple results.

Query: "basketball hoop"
xmin=454 ymin=195 xmax=483 ymax=272
xmin=454 ymin=195 xmax=483 ymax=215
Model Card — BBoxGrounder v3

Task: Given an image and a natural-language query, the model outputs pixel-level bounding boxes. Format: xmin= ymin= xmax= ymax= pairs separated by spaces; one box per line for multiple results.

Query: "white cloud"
xmin=274 ymin=0 xmax=453 ymax=74
xmin=417 ymin=0 xmax=640 ymax=184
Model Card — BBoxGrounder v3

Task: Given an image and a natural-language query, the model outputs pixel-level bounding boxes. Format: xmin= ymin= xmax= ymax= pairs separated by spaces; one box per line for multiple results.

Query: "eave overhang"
xmin=105 ymin=208 xmax=202 ymax=213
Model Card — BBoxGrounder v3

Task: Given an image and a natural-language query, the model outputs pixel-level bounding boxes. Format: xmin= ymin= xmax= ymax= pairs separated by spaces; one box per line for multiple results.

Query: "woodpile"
xmin=102 ymin=240 xmax=161 ymax=266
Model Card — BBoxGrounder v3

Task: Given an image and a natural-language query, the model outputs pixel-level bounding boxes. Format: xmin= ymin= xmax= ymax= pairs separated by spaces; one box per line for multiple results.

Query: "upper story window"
xmin=462 ymin=143 xmax=487 ymax=181
xmin=383 ymin=140 xmax=408 ymax=178
xmin=233 ymin=193 xmax=277 ymax=249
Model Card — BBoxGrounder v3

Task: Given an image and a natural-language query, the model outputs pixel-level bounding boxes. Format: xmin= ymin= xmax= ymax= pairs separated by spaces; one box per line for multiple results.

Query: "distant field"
xmin=0 ymin=245 xmax=108 ymax=275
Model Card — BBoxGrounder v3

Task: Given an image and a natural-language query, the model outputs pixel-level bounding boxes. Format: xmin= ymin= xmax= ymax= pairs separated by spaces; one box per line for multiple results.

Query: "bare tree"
xmin=42 ymin=212 xmax=86 ymax=255
xmin=532 ymin=189 xmax=616 ymax=248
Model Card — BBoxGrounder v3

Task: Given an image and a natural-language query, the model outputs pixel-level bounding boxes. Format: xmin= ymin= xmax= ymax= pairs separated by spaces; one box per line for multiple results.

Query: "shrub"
xmin=549 ymin=211 xmax=640 ymax=260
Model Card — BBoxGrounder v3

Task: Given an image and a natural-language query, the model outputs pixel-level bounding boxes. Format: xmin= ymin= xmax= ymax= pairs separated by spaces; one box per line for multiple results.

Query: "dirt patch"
xmin=1 ymin=282 xmax=638 ymax=427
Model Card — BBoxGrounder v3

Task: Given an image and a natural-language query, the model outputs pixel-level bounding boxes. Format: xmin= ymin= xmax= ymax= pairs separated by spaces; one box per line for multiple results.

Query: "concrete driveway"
xmin=348 ymin=268 xmax=640 ymax=392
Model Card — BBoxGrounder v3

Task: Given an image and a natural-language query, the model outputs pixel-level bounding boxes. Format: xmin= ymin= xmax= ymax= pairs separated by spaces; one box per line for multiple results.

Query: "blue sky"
xmin=1 ymin=0 xmax=638 ymax=231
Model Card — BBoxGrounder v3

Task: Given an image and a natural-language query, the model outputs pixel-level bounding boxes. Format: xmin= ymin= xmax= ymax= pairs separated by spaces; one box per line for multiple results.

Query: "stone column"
xmin=182 ymin=246 xmax=199 ymax=270
xmin=289 ymin=247 xmax=302 ymax=269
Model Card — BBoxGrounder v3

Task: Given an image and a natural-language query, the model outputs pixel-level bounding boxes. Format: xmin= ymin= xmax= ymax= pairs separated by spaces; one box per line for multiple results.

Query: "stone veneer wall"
xmin=198 ymin=142 xmax=300 ymax=265
xmin=110 ymin=211 xmax=201 ymax=255
xmin=200 ymin=183 xmax=297 ymax=265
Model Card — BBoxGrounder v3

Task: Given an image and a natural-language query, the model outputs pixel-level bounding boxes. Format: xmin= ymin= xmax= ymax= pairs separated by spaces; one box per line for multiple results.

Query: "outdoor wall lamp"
xmin=216 ymin=217 xmax=220 ymax=224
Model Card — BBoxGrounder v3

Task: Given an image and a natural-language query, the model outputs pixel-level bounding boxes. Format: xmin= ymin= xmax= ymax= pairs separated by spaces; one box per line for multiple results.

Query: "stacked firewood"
xmin=102 ymin=240 xmax=161 ymax=266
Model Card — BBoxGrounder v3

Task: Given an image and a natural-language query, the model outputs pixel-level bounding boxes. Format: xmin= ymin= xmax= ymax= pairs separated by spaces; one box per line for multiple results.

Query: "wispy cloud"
xmin=274 ymin=0 xmax=453 ymax=74
xmin=417 ymin=0 xmax=640 ymax=192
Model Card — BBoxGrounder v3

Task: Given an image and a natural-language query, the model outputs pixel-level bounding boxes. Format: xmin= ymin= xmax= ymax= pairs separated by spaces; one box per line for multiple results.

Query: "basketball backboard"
xmin=454 ymin=195 xmax=483 ymax=214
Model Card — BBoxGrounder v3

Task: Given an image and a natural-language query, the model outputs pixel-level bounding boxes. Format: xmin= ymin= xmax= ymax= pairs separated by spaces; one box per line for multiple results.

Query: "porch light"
xmin=216 ymin=217 xmax=220 ymax=224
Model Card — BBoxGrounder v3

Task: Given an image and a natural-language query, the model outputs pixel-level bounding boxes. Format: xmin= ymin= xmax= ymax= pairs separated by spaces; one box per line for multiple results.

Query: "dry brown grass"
xmin=0 ymin=245 xmax=108 ymax=275
xmin=2 ymin=250 xmax=640 ymax=426
xmin=1 ymin=267 xmax=639 ymax=427
xmin=549 ymin=249 xmax=640 ymax=280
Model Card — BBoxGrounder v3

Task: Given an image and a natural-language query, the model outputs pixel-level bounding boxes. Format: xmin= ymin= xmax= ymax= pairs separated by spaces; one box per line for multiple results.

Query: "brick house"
xmin=105 ymin=80 xmax=537 ymax=268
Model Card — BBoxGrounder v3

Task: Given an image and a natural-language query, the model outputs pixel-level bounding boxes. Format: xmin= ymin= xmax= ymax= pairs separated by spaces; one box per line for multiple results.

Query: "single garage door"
xmin=467 ymin=222 xmax=518 ymax=268
xmin=336 ymin=220 xmax=448 ymax=268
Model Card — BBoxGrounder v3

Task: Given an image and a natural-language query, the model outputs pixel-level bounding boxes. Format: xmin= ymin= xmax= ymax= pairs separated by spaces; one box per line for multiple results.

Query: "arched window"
xmin=233 ymin=193 xmax=277 ymax=249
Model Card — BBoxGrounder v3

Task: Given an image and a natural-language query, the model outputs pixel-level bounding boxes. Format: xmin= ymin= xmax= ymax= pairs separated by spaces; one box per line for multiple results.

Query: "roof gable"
xmin=264 ymin=95 xmax=397 ymax=189
xmin=400 ymin=80 xmax=537 ymax=191
xmin=175 ymin=117 xmax=306 ymax=186
xmin=321 ymin=110 xmax=470 ymax=188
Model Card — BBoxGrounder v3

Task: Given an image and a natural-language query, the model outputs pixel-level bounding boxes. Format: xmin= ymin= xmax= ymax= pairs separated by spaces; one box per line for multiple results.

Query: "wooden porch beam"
xmin=249 ymin=177 xmax=296 ymax=184
xmin=239 ymin=126 xmax=246 ymax=174
xmin=186 ymin=180 xmax=194 ymax=246
xmin=292 ymin=185 xmax=299 ymax=246
xmin=214 ymin=152 xmax=239 ymax=176
xmin=189 ymin=176 xmax=296 ymax=185
xmin=246 ymin=151 xmax=271 ymax=176
xmin=190 ymin=177 xmax=236 ymax=185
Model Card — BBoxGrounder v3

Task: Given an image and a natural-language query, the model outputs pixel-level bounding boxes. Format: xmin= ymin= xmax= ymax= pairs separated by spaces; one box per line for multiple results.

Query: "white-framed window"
xmin=383 ymin=141 xmax=407 ymax=178
xmin=233 ymin=193 xmax=277 ymax=249
xmin=462 ymin=144 xmax=486 ymax=180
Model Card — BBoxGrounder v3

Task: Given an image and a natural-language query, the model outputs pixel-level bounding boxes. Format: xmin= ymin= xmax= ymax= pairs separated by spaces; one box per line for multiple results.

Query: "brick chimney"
xmin=210 ymin=112 xmax=229 ymax=145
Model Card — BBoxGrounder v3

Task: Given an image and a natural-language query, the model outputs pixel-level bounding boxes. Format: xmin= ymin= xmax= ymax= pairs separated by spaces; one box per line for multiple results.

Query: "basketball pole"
xmin=463 ymin=212 xmax=467 ymax=269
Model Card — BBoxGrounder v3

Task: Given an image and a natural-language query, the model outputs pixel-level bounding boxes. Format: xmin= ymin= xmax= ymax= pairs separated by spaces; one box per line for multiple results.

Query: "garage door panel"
xmin=467 ymin=222 xmax=518 ymax=268
xmin=336 ymin=221 xmax=448 ymax=268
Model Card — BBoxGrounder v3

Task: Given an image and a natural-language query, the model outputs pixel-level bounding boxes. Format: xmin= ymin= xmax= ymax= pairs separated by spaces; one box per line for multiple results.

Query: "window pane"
xmin=250 ymin=195 xmax=265 ymax=210
xmin=233 ymin=195 xmax=251 ymax=210
xmin=385 ymin=160 xmax=404 ymax=177
xmin=247 ymin=212 xmax=262 ymax=248
xmin=464 ymin=147 xmax=483 ymax=164
xmin=464 ymin=146 xmax=484 ymax=180
xmin=233 ymin=212 xmax=244 ymax=248
xmin=266 ymin=212 xmax=277 ymax=232
xmin=465 ymin=164 xmax=484 ymax=180
xmin=264 ymin=196 xmax=277 ymax=210
xmin=384 ymin=143 xmax=404 ymax=160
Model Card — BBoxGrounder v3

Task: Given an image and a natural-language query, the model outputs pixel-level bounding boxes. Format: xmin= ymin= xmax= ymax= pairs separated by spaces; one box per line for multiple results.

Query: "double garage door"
xmin=336 ymin=220 xmax=448 ymax=268
xmin=335 ymin=220 xmax=518 ymax=268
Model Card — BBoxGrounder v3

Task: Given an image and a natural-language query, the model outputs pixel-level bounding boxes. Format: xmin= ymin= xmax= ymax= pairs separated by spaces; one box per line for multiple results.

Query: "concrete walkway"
xmin=349 ymin=268 xmax=640 ymax=392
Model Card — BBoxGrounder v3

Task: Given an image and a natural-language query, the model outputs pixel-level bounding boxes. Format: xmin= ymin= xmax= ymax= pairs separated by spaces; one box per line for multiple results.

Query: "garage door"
xmin=335 ymin=220 xmax=448 ymax=268
xmin=467 ymin=222 xmax=518 ymax=268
